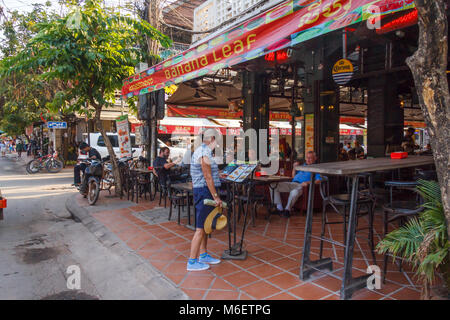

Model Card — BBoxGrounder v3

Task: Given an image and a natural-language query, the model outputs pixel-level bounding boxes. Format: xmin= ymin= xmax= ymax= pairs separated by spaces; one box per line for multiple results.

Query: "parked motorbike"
xmin=78 ymin=152 xmax=136 ymax=205
xmin=78 ymin=159 xmax=104 ymax=205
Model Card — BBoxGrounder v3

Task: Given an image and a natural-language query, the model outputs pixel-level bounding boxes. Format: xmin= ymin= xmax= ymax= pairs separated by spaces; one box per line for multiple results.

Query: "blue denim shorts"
xmin=193 ymin=186 xmax=214 ymax=229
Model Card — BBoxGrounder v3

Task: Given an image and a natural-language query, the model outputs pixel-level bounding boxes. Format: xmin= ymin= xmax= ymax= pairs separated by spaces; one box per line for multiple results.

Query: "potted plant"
xmin=377 ymin=180 xmax=450 ymax=299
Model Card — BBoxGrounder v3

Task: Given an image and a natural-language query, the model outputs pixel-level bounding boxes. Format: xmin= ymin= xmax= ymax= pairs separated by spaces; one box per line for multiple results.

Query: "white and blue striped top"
xmin=190 ymin=144 xmax=221 ymax=188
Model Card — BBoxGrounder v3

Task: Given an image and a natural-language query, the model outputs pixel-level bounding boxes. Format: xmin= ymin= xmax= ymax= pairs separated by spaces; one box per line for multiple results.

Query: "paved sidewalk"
xmin=66 ymin=190 xmax=426 ymax=300
xmin=66 ymin=193 xmax=189 ymax=300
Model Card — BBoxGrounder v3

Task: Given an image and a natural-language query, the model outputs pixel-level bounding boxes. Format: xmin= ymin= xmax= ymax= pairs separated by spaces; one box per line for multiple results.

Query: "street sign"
xmin=47 ymin=121 xmax=67 ymax=129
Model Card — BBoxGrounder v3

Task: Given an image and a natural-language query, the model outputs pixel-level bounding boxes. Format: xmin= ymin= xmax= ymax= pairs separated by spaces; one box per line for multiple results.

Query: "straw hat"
xmin=204 ymin=207 xmax=227 ymax=235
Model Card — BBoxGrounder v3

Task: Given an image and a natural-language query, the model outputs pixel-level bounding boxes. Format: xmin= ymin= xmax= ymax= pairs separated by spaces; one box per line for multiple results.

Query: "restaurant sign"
xmin=122 ymin=0 xmax=415 ymax=98
xmin=332 ymin=59 xmax=354 ymax=85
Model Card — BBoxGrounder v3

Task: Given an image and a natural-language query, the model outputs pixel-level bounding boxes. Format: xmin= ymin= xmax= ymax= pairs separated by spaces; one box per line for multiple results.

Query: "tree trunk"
xmin=145 ymin=0 xmax=163 ymax=195
xmin=146 ymin=0 xmax=162 ymax=66
xmin=406 ymin=0 xmax=450 ymax=238
xmin=94 ymin=107 xmax=122 ymax=196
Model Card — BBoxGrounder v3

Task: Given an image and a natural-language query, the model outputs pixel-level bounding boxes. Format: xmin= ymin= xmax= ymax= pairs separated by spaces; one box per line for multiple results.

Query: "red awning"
xmin=166 ymin=105 xmax=293 ymax=121
xmin=122 ymin=0 xmax=415 ymax=98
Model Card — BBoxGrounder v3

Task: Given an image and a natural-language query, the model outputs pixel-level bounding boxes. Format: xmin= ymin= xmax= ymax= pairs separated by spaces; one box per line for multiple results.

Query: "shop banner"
xmin=116 ymin=115 xmax=132 ymax=158
xmin=122 ymin=0 xmax=415 ymax=98
xmin=340 ymin=128 xmax=365 ymax=135
xmin=340 ymin=116 xmax=365 ymax=125
xmin=166 ymin=105 xmax=293 ymax=121
xmin=167 ymin=106 xmax=242 ymax=119
xmin=404 ymin=121 xmax=426 ymax=129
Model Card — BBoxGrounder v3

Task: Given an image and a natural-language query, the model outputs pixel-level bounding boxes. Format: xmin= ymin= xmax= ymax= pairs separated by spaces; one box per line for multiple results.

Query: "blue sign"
xmin=47 ymin=121 xmax=67 ymax=129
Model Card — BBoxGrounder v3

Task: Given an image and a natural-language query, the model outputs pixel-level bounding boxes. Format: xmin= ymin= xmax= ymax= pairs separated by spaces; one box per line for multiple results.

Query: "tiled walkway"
xmin=83 ymin=194 xmax=423 ymax=300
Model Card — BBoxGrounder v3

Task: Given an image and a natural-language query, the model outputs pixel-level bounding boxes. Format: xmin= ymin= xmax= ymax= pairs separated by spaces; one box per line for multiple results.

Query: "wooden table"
xmin=298 ymin=156 xmax=435 ymax=300
xmin=170 ymin=182 xmax=195 ymax=230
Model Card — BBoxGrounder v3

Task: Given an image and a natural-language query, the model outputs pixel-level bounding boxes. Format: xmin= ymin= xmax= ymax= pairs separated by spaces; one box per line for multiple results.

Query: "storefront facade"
xmin=122 ymin=0 xmax=443 ymax=165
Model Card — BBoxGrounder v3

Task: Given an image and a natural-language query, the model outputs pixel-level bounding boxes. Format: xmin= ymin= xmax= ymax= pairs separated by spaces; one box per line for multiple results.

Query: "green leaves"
xmin=1 ymin=0 xmax=168 ymax=121
xmin=377 ymin=180 xmax=449 ymax=296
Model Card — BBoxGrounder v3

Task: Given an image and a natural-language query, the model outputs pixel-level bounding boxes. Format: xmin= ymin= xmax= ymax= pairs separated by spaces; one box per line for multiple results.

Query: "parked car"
xmin=83 ymin=133 xmax=142 ymax=159
xmin=82 ymin=133 xmax=186 ymax=162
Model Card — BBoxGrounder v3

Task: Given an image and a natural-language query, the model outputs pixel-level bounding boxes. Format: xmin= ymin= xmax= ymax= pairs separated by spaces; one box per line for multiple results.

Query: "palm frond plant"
xmin=377 ymin=179 xmax=450 ymax=299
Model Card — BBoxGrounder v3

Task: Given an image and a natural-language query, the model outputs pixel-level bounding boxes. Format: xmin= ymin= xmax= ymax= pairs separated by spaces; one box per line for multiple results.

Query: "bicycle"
xmin=26 ymin=151 xmax=63 ymax=174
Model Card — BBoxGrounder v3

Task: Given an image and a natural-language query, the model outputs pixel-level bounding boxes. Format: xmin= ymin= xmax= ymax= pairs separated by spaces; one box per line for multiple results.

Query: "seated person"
xmin=73 ymin=142 xmax=101 ymax=186
xmin=401 ymin=127 xmax=419 ymax=155
xmin=153 ymin=147 xmax=176 ymax=186
xmin=354 ymin=141 xmax=364 ymax=156
xmin=344 ymin=142 xmax=352 ymax=152
xmin=270 ymin=151 xmax=322 ymax=217
xmin=348 ymin=148 xmax=357 ymax=160
xmin=338 ymin=143 xmax=349 ymax=161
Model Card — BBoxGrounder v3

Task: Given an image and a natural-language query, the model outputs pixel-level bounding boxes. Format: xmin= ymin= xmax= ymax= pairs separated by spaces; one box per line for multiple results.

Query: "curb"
xmin=66 ymin=195 xmax=189 ymax=300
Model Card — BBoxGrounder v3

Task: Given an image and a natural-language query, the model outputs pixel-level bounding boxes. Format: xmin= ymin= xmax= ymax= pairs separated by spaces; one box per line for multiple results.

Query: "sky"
xmin=1 ymin=0 xmax=133 ymax=16
xmin=1 ymin=0 xmax=181 ymax=15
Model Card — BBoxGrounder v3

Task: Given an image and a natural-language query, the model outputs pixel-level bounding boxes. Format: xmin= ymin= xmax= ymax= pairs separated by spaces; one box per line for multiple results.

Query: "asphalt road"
xmin=0 ymin=154 xmax=100 ymax=299
xmin=0 ymin=154 xmax=186 ymax=300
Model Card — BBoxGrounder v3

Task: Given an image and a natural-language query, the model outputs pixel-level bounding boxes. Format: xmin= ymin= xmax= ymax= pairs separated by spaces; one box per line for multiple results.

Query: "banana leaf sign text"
xmin=122 ymin=0 xmax=415 ymax=98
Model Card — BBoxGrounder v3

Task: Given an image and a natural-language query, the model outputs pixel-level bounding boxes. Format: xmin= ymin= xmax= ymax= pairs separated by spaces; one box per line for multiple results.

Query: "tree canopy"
xmin=0 ymin=2 xmax=60 ymax=136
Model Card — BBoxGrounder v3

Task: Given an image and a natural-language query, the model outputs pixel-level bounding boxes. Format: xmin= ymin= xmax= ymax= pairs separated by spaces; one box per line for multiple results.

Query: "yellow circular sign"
xmin=332 ymin=59 xmax=354 ymax=85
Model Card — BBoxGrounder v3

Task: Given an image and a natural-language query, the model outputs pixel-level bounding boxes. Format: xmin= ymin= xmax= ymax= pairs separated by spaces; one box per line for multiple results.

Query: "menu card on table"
xmin=225 ymin=164 xmax=257 ymax=183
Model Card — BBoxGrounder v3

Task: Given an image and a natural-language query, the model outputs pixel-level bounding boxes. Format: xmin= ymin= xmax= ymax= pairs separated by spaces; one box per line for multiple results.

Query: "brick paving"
xmin=76 ymin=192 xmax=424 ymax=300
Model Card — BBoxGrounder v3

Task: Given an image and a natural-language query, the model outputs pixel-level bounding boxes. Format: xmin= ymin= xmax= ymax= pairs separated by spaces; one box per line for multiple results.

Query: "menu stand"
xmin=220 ymin=164 xmax=256 ymax=261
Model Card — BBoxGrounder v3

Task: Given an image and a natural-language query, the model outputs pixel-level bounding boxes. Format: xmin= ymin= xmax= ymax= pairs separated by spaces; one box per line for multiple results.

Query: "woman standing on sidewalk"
xmin=187 ymin=131 xmax=222 ymax=271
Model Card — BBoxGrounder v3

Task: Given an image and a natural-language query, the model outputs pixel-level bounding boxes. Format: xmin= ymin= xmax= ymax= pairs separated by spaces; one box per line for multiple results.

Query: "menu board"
xmin=222 ymin=163 xmax=238 ymax=175
xmin=116 ymin=115 xmax=132 ymax=158
xmin=305 ymin=114 xmax=314 ymax=154
xmin=226 ymin=164 xmax=257 ymax=183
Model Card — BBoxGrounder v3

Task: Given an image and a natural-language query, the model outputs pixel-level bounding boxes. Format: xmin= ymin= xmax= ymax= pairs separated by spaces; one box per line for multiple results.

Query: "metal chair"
xmin=381 ymin=180 xmax=424 ymax=283
xmin=153 ymin=168 xmax=169 ymax=208
xmin=135 ymin=171 xmax=151 ymax=203
xmin=237 ymin=181 xmax=267 ymax=227
xmin=319 ymin=175 xmax=377 ymax=264
xmin=168 ymin=186 xmax=188 ymax=225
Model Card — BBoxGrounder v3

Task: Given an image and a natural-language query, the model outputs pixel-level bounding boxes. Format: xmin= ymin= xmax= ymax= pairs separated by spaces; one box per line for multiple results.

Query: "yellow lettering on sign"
xmin=223 ymin=44 xmax=232 ymax=58
xmin=234 ymin=40 xmax=244 ymax=54
xmin=200 ymin=55 xmax=208 ymax=66
xmin=213 ymin=50 xmax=222 ymax=62
xmin=129 ymin=77 xmax=154 ymax=92
xmin=191 ymin=58 xmax=199 ymax=70
xmin=164 ymin=70 xmax=171 ymax=79
xmin=247 ymin=34 xmax=256 ymax=50
xmin=184 ymin=62 xmax=191 ymax=73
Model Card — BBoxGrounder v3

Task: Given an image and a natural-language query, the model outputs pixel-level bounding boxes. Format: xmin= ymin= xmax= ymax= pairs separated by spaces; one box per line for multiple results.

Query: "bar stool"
xmin=381 ymin=180 xmax=424 ymax=283
xmin=319 ymin=176 xmax=377 ymax=264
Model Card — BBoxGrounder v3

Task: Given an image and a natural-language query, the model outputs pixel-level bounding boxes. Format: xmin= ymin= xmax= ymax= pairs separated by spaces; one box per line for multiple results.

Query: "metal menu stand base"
xmin=220 ymin=166 xmax=256 ymax=261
